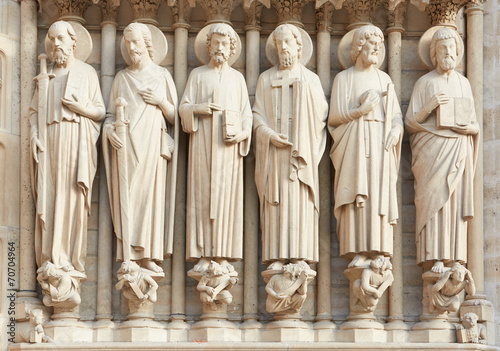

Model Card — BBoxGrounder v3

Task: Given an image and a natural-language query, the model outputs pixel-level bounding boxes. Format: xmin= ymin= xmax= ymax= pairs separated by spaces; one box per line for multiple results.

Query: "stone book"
xmin=436 ymin=97 xmax=473 ymax=128
xmin=222 ymin=109 xmax=241 ymax=140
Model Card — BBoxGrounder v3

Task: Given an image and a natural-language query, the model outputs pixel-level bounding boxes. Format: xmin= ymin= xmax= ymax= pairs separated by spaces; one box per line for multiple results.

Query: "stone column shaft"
xmin=96 ymin=21 xmax=117 ymax=322
xmin=465 ymin=2 xmax=484 ymax=295
xmin=316 ymin=29 xmax=331 ymax=95
xmin=18 ymin=0 xmax=38 ymax=295
xmin=385 ymin=27 xmax=407 ymax=330
xmin=173 ymin=24 xmax=190 ymax=96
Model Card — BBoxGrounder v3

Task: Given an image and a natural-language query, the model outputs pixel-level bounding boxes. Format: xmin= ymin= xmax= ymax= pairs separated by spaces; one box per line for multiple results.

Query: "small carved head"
xmin=48 ymin=21 xmax=77 ymax=65
xmin=29 ymin=309 xmax=44 ymax=325
xmin=283 ymin=261 xmax=309 ymax=279
xmin=37 ymin=261 xmax=61 ymax=280
xmin=462 ymin=312 xmax=478 ymax=329
xmin=206 ymin=23 xmax=237 ymax=64
xmin=430 ymin=27 xmax=463 ymax=70
xmin=118 ymin=260 xmax=141 ymax=275
xmin=351 ymin=25 xmax=384 ymax=65
xmin=450 ymin=262 xmax=466 ymax=283
xmin=273 ymin=24 xmax=303 ymax=68
xmin=206 ymin=260 xmax=227 ymax=277
xmin=123 ymin=23 xmax=154 ymax=64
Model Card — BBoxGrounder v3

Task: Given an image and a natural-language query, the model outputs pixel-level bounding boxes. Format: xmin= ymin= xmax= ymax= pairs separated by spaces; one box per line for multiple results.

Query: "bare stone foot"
xmin=431 ymin=261 xmax=445 ymax=273
xmin=142 ymin=260 xmax=163 ymax=273
xmin=348 ymin=253 xmax=368 ymax=268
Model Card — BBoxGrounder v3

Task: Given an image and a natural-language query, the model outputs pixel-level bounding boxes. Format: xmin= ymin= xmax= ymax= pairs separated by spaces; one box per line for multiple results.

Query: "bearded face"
xmin=209 ymin=33 xmax=231 ymax=66
xmin=124 ymin=30 xmax=149 ymax=66
xmin=435 ymin=38 xmax=458 ymax=72
xmin=48 ymin=27 xmax=75 ymax=66
xmin=357 ymin=35 xmax=381 ymax=67
xmin=274 ymin=30 xmax=299 ymax=69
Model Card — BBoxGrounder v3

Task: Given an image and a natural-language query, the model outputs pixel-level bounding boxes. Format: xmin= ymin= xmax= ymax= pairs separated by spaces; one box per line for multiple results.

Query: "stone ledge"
xmin=8 ymin=343 xmax=500 ymax=351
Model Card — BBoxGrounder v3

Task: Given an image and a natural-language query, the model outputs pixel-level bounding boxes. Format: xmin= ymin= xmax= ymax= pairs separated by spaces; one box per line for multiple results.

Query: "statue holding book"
xmin=180 ymin=23 xmax=252 ymax=271
xmin=405 ymin=27 xmax=479 ymax=273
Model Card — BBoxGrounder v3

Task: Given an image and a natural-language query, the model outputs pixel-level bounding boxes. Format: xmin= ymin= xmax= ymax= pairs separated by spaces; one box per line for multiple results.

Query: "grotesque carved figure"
xmin=115 ymin=260 xmax=159 ymax=308
xmin=429 ymin=262 xmax=475 ymax=314
xmin=329 ymin=25 xmax=403 ymax=268
xmin=352 ymin=256 xmax=394 ymax=311
xmin=196 ymin=260 xmax=238 ymax=311
xmin=30 ymin=21 xmax=105 ymax=299
xmin=457 ymin=312 xmax=487 ymax=344
xmin=405 ymin=27 xmax=479 ymax=274
xmin=36 ymin=261 xmax=83 ymax=310
xmin=265 ymin=261 xmax=312 ymax=314
xmin=180 ymin=23 xmax=252 ymax=272
xmin=103 ymin=22 xmax=178 ymax=274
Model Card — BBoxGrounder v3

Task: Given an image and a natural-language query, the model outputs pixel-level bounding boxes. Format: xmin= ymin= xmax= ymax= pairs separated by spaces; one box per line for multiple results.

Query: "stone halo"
xmin=44 ymin=21 xmax=93 ymax=63
xmin=194 ymin=24 xmax=242 ymax=66
xmin=120 ymin=23 xmax=168 ymax=66
xmin=337 ymin=28 xmax=386 ymax=69
xmin=418 ymin=25 xmax=464 ymax=71
xmin=265 ymin=25 xmax=313 ymax=67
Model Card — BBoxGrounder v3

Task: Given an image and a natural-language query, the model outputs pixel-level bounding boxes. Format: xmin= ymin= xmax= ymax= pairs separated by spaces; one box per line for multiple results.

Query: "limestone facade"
xmin=1 ymin=0 xmax=500 ymax=349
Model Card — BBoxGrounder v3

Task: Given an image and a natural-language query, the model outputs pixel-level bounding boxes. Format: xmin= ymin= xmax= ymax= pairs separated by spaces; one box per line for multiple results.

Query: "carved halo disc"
xmin=194 ymin=24 xmax=242 ymax=66
xmin=44 ymin=21 xmax=93 ymax=63
xmin=265 ymin=26 xmax=313 ymax=66
xmin=418 ymin=25 xmax=464 ymax=71
xmin=337 ymin=28 xmax=386 ymax=69
xmin=120 ymin=24 xmax=168 ymax=66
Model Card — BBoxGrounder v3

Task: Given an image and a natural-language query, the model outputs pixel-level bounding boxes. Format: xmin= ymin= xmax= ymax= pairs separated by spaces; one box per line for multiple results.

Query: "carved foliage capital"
xmin=315 ymin=2 xmax=334 ymax=31
xmin=198 ymin=0 xmax=242 ymax=23
xmin=385 ymin=0 xmax=407 ymax=29
xmin=412 ymin=0 xmax=470 ymax=26
xmin=127 ymin=0 xmax=162 ymax=22
xmin=53 ymin=0 xmax=92 ymax=19
xmin=271 ymin=0 xmax=310 ymax=26
xmin=98 ymin=0 xmax=120 ymax=22
xmin=343 ymin=0 xmax=381 ymax=25
xmin=244 ymin=1 xmax=263 ymax=28
xmin=171 ymin=0 xmax=193 ymax=24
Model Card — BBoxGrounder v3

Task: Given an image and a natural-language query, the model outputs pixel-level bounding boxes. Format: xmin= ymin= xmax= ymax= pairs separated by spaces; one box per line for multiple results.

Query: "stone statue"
xmin=36 ymin=261 xmax=84 ymax=310
xmin=180 ymin=23 xmax=252 ymax=269
xmin=352 ymin=256 xmax=393 ymax=311
xmin=196 ymin=260 xmax=238 ymax=311
xmin=429 ymin=262 xmax=475 ymax=314
xmin=405 ymin=27 xmax=479 ymax=273
xmin=115 ymin=260 xmax=159 ymax=308
xmin=253 ymin=23 xmax=328 ymax=266
xmin=29 ymin=21 xmax=105 ymax=280
xmin=265 ymin=261 xmax=312 ymax=314
xmin=28 ymin=310 xmax=54 ymax=344
xmin=103 ymin=22 xmax=178 ymax=273
xmin=329 ymin=24 xmax=403 ymax=267
xmin=457 ymin=312 xmax=487 ymax=344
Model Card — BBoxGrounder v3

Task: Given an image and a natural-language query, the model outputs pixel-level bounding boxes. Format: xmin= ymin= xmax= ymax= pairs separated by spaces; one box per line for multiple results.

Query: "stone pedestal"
xmin=262 ymin=315 xmax=314 ymax=342
xmin=411 ymin=271 xmax=456 ymax=343
xmin=43 ymin=318 xmax=92 ymax=343
xmin=240 ymin=315 xmax=263 ymax=342
xmin=340 ymin=267 xmax=385 ymax=334
xmin=92 ymin=319 xmax=115 ymax=342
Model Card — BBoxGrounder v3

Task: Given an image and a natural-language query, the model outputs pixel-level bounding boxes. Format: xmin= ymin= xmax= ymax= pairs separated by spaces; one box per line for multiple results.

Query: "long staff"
xmin=380 ymin=83 xmax=394 ymax=216
xmin=115 ymin=97 xmax=131 ymax=262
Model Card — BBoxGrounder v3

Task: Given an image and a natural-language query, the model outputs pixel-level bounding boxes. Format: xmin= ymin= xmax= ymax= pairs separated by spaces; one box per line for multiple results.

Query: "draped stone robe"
xmin=103 ymin=63 xmax=178 ymax=261
xmin=329 ymin=67 xmax=403 ymax=260
xmin=180 ymin=65 xmax=252 ymax=261
xmin=405 ymin=70 xmax=478 ymax=265
xmin=253 ymin=64 xmax=328 ymax=264
xmin=30 ymin=59 xmax=104 ymax=272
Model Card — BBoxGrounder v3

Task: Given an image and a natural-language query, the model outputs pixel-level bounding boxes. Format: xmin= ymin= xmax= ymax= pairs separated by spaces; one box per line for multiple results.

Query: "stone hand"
xmin=358 ymin=90 xmax=380 ymax=116
xmin=384 ymin=128 xmax=400 ymax=150
xmin=61 ymin=95 xmax=88 ymax=116
xmin=425 ymin=92 xmax=449 ymax=112
xmin=107 ymin=125 xmax=123 ymax=150
xmin=194 ymin=102 xmax=222 ymax=115
xmin=138 ymin=88 xmax=163 ymax=106
xmin=451 ymin=121 xmax=479 ymax=135
xmin=276 ymin=293 xmax=288 ymax=299
xmin=270 ymin=133 xmax=293 ymax=148
xmin=226 ymin=130 xmax=249 ymax=144
xmin=31 ymin=136 xmax=44 ymax=164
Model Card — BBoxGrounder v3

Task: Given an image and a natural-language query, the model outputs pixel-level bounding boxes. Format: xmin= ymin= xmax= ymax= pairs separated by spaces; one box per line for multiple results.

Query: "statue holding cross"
xmin=253 ymin=24 xmax=328 ymax=268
